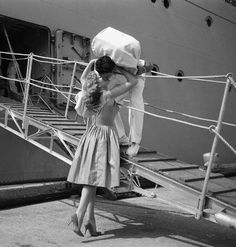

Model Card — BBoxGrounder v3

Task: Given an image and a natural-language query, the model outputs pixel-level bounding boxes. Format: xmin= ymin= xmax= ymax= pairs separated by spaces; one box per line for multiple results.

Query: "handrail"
xmin=22 ymin=53 xmax=33 ymax=129
xmin=0 ymin=52 xmax=235 ymax=218
xmin=196 ymin=74 xmax=233 ymax=220
xmin=65 ymin=62 xmax=77 ymax=118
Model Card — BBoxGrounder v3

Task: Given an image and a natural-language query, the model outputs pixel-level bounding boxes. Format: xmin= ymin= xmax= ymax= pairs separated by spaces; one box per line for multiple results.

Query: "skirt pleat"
xmin=67 ymin=125 xmax=120 ymax=188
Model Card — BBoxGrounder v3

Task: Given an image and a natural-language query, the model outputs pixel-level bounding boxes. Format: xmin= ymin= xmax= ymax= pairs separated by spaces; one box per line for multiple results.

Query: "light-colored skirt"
xmin=67 ymin=124 xmax=120 ymax=188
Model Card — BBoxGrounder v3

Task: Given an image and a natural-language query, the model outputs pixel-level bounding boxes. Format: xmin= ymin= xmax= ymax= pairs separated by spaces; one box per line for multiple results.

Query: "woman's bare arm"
xmin=109 ymin=67 xmax=138 ymax=99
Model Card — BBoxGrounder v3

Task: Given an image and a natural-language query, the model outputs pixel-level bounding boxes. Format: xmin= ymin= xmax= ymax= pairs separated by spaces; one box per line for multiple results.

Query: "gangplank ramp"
xmin=120 ymin=151 xmax=236 ymax=229
xmin=0 ymin=99 xmax=84 ymax=164
xmin=0 ymin=99 xmax=235 ymax=229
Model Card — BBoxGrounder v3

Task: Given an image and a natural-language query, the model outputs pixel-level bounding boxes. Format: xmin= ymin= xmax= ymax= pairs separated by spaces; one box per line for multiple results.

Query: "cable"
xmin=123 ymin=104 xmax=209 ymax=130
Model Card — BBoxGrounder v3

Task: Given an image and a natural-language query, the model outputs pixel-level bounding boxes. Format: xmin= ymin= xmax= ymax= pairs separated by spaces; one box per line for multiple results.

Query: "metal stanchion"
xmin=22 ymin=53 xmax=33 ymax=129
xmin=65 ymin=62 xmax=77 ymax=118
xmin=196 ymin=74 xmax=233 ymax=220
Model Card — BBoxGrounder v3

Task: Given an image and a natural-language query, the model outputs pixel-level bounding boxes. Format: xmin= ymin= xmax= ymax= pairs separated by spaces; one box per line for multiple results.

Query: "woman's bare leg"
xmin=86 ymin=186 xmax=97 ymax=231
xmin=76 ymin=185 xmax=96 ymax=230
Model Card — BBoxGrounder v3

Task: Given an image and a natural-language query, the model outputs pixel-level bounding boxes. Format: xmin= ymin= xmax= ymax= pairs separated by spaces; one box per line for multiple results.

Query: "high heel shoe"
xmin=84 ymin=222 xmax=102 ymax=237
xmin=68 ymin=214 xmax=84 ymax=237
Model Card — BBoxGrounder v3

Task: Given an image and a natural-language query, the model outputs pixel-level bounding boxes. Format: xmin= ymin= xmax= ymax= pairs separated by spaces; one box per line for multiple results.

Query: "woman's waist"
xmin=94 ymin=119 xmax=114 ymax=127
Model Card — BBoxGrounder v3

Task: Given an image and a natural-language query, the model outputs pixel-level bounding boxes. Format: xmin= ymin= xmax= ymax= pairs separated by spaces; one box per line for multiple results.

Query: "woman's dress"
xmin=67 ymin=92 xmax=120 ymax=188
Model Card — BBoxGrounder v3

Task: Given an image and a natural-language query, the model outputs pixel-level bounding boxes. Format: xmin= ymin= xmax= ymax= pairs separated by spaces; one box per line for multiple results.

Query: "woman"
xmin=67 ymin=55 xmax=138 ymax=237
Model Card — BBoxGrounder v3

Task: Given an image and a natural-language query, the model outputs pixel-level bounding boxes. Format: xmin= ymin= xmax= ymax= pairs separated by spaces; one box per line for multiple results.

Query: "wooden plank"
xmin=64 ymin=130 xmax=85 ymax=135
xmin=3 ymin=103 xmax=24 ymax=107
xmin=186 ymin=180 xmax=235 ymax=194
xmin=135 ymin=153 xmax=176 ymax=162
xmin=182 ymin=173 xmax=224 ymax=182
xmin=138 ymin=147 xmax=157 ymax=154
xmin=136 ymin=161 xmax=180 ymax=173
xmin=207 ymin=177 xmax=236 ymax=188
xmin=212 ymin=188 xmax=236 ymax=195
xmin=11 ymin=106 xmax=42 ymax=110
xmin=215 ymin=191 xmax=236 ymax=207
xmin=35 ymin=116 xmax=66 ymax=119
xmin=58 ymin=126 xmax=86 ymax=130
xmin=166 ymin=162 xmax=225 ymax=180
xmin=50 ymin=122 xmax=86 ymax=126
xmin=6 ymin=104 xmax=47 ymax=110
xmin=18 ymin=110 xmax=52 ymax=113
xmin=40 ymin=118 xmax=71 ymax=121
xmin=26 ymin=112 xmax=58 ymax=116
xmin=159 ymin=166 xmax=199 ymax=172
xmin=161 ymin=169 xmax=204 ymax=182
xmin=137 ymin=157 xmax=176 ymax=162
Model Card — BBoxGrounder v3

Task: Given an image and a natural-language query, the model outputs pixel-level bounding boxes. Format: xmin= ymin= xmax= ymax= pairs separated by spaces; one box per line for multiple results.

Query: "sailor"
xmin=80 ymin=58 xmax=152 ymax=157
xmin=89 ymin=27 xmax=153 ymax=156
xmin=111 ymin=60 xmax=152 ymax=157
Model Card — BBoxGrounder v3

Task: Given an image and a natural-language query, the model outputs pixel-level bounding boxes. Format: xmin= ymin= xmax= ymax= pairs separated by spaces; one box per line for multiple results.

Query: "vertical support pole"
xmin=24 ymin=117 xmax=29 ymax=139
xmin=22 ymin=53 xmax=33 ymax=129
xmin=65 ymin=61 xmax=77 ymax=118
xmin=196 ymin=74 xmax=232 ymax=220
xmin=4 ymin=110 xmax=8 ymax=127
xmin=50 ymin=135 xmax=54 ymax=153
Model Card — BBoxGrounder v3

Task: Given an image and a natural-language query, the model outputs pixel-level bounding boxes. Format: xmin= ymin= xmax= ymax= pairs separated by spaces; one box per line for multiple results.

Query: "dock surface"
xmin=0 ymin=190 xmax=235 ymax=247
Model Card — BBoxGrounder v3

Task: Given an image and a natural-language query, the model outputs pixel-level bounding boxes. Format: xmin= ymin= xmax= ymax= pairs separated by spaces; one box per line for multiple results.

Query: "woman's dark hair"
xmin=95 ymin=55 xmax=116 ymax=74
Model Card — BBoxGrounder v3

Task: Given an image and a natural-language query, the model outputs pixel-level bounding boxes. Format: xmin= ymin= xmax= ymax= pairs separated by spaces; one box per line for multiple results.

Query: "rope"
xmin=3 ymin=26 xmax=26 ymax=99
xmin=1 ymin=51 xmax=236 ymax=132
xmin=122 ymin=104 xmax=209 ymax=130
xmin=184 ymin=0 xmax=236 ymax=26
xmin=150 ymin=71 xmax=227 ymax=79
xmin=229 ymin=76 xmax=236 ymax=90
xmin=145 ymin=71 xmax=227 ymax=84
xmin=32 ymin=54 xmax=88 ymax=67
xmin=0 ymin=51 xmax=30 ymax=57
xmin=209 ymin=126 xmax=236 ymax=155
xmin=0 ymin=74 xmax=24 ymax=83
xmin=0 ymin=56 xmax=28 ymax=61
xmin=33 ymin=57 xmax=74 ymax=65
xmin=37 ymin=76 xmax=78 ymax=104
xmin=29 ymin=80 xmax=76 ymax=97
xmin=133 ymin=101 xmax=236 ymax=128
xmin=0 ymin=74 xmax=78 ymax=103
xmin=120 ymin=168 xmax=141 ymax=188
xmin=30 ymin=77 xmax=80 ymax=90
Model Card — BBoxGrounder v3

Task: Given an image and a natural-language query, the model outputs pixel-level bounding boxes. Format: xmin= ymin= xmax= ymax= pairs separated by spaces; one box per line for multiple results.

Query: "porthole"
xmin=151 ymin=64 xmax=160 ymax=76
xmin=162 ymin=0 xmax=171 ymax=8
xmin=176 ymin=70 xmax=184 ymax=82
xmin=205 ymin=16 xmax=213 ymax=27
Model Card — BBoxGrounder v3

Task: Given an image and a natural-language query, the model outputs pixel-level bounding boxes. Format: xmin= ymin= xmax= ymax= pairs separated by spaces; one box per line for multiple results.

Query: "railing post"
xmin=22 ymin=53 xmax=33 ymax=129
xmin=65 ymin=61 xmax=77 ymax=118
xmin=196 ymin=73 xmax=232 ymax=220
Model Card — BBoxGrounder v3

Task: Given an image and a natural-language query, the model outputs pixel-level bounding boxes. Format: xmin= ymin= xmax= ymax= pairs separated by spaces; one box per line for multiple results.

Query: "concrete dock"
xmin=0 ymin=190 xmax=236 ymax=247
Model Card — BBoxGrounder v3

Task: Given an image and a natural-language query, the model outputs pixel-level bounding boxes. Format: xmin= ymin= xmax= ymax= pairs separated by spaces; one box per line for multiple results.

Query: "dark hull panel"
xmin=0 ymin=127 xmax=69 ymax=184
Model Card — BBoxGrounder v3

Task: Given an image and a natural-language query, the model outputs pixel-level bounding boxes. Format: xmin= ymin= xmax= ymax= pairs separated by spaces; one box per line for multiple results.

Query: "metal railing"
xmin=0 ymin=51 xmax=236 ymax=224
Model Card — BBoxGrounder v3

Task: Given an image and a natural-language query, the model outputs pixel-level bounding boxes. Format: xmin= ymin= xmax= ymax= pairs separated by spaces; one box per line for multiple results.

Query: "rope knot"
xmin=209 ymin=125 xmax=216 ymax=133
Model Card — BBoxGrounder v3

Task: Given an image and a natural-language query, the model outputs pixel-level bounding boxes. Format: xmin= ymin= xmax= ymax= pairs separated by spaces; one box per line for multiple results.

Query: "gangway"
xmin=0 ymin=52 xmax=236 ymax=230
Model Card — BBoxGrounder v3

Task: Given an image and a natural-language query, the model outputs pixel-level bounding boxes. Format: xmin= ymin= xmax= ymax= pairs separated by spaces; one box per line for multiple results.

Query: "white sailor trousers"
xmin=115 ymin=76 xmax=145 ymax=144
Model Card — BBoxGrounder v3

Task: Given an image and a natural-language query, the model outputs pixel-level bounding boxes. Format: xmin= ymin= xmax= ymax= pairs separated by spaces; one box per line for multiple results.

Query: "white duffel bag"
xmin=91 ymin=27 xmax=141 ymax=71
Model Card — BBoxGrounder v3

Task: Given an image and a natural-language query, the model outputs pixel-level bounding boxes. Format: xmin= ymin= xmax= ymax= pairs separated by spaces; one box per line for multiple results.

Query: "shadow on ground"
xmin=64 ymin=195 xmax=236 ymax=247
